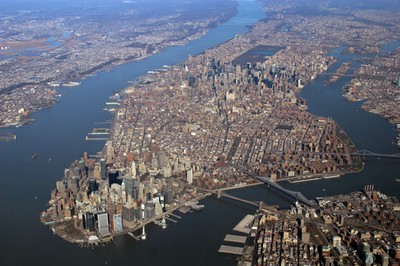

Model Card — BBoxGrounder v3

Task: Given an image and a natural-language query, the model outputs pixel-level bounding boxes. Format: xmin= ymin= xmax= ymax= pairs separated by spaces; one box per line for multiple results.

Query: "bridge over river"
xmin=225 ymin=149 xmax=400 ymax=208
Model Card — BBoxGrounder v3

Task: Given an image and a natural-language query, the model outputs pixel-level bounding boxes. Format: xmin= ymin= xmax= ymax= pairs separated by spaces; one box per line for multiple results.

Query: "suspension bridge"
xmin=302 ymin=149 xmax=400 ymax=159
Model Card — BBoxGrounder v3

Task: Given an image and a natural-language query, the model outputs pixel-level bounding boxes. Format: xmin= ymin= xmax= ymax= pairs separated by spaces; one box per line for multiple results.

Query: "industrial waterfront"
xmin=0 ymin=1 xmax=400 ymax=266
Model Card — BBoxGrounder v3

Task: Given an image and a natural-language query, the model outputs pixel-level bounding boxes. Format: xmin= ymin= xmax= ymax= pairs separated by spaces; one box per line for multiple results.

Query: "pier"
xmin=218 ymin=215 xmax=253 ymax=256
xmin=224 ymin=234 xmax=247 ymax=244
xmin=218 ymin=245 xmax=243 ymax=255
xmin=85 ymin=136 xmax=109 ymax=141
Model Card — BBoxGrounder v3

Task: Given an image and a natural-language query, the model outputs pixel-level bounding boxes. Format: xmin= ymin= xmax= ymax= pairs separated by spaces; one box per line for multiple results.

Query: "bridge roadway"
xmin=222 ymin=149 xmax=400 ymax=209
xmin=233 ymin=164 xmax=316 ymax=207
xmin=212 ymin=190 xmax=280 ymax=212
xmin=255 ymin=176 xmax=316 ymax=207
xmin=299 ymin=149 xmax=400 ymax=159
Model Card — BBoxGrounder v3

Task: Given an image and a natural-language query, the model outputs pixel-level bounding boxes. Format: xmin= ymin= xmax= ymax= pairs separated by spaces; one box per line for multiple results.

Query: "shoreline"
xmin=44 ymin=192 xmax=212 ymax=246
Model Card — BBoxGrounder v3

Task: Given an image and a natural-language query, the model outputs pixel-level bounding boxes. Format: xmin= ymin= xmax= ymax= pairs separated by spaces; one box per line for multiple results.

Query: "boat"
xmin=396 ymin=179 xmax=400 ymax=183
xmin=32 ymin=153 xmax=38 ymax=159
xmin=190 ymin=204 xmax=205 ymax=212
xmin=0 ymin=133 xmax=17 ymax=141
xmin=62 ymin=81 xmax=81 ymax=87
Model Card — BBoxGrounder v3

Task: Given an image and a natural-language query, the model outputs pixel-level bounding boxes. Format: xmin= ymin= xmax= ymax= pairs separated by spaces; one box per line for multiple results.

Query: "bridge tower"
xmin=141 ymin=225 xmax=146 ymax=240
xmin=141 ymin=203 xmax=147 ymax=240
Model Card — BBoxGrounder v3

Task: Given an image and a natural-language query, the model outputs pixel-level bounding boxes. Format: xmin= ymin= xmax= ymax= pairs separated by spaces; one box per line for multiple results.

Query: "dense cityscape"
xmin=231 ymin=186 xmax=400 ymax=265
xmin=0 ymin=0 xmax=236 ymax=127
xmin=1 ymin=0 xmax=400 ymax=265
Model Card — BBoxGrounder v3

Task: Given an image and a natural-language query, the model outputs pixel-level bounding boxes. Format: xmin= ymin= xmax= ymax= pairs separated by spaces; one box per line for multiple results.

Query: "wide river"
xmin=0 ymin=0 xmax=399 ymax=265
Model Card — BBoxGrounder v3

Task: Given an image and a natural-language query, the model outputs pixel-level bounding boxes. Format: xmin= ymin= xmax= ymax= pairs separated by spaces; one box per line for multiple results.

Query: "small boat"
xmin=190 ymin=204 xmax=205 ymax=212
xmin=396 ymin=179 xmax=400 ymax=183
xmin=32 ymin=153 xmax=38 ymax=159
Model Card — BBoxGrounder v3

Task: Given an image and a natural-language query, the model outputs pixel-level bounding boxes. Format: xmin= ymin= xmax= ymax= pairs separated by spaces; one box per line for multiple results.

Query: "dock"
xmin=127 ymin=232 xmax=140 ymax=241
xmin=218 ymin=245 xmax=243 ymax=255
xmin=224 ymin=234 xmax=247 ymax=244
xmin=169 ymin=213 xmax=182 ymax=219
xmin=88 ymin=128 xmax=110 ymax=135
xmin=85 ymin=136 xmax=108 ymax=141
xmin=165 ymin=217 xmax=177 ymax=223
xmin=233 ymin=214 xmax=254 ymax=234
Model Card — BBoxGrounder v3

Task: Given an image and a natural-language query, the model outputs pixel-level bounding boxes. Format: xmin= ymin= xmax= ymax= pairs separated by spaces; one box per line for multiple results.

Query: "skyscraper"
xmin=186 ymin=168 xmax=193 ymax=184
xmin=97 ymin=212 xmax=110 ymax=236
xmin=100 ymin=158 xmax=107 ymax=179
xmin=113 ymin=214 xmax=122 ymax=233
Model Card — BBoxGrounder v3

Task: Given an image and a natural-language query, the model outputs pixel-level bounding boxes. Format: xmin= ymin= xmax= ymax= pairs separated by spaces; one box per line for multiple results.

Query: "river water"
xmin=0 ymin=0 xmax=399 ymax=265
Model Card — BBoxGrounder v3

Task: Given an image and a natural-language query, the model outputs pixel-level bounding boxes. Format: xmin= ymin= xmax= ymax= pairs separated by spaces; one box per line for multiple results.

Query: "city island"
xmin=36 ymin=0 xmax=400 ymax=265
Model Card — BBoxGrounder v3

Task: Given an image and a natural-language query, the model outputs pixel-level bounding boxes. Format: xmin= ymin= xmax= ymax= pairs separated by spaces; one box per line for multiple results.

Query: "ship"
xmin=190 ymin=204 xmax=205 ymax=212
xmin=32 ymin=153 xmax=38 ymax=159
xmin=0 ymin=133 xmax=17 ymax=141
xmin=62 ymin=81 xmax=81 ymax=87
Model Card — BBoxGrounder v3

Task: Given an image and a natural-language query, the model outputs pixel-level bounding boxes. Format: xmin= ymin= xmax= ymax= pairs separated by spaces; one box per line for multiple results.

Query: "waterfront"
xmin=0 ymin=1 xmax=400 ymax=266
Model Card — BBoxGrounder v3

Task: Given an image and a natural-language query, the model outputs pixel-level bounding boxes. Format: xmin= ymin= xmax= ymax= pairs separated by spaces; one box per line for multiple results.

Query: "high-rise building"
xmin=157 ymin=151 xmax=167 ymax=168
xmin=382 ymin=254 xmax=389 ymax=266
xmin=163 ymin=165 xmax=172 ymax=178
xmin=93 ymin=162 xmax=101 ymax=179
xmin=332 ymin=236 xmax=341 ymax=247
xmin=122 ymin=205 xmax=136 ymax=228
xmin=68 ymin=176 xmax=79 ymax=193
xmin=97 ymin=212 xmax=110 ymax=236
xmin=100 ymin=159 xmax=107 ymax=179
xmin=165 ymin=191 xmax=173 ymax=204
xmin=83 ymin=213 xmax=95 ymax=232
xmin=88 ymin=179 xmax=97 ymax=194
xmin=113 ymin=214 xmax=122 ymax=233
xmin=186 ymin=168 xmax=193 ymax=184
xmin=131 ymin=161 xmax=137 ymax=177
xmin=124 ymin=176 xmax=139 ymax=201
xmin=106 ymin=140 xmax=114 ymax=164
xmin=56 ymin=181 xmax=66 ymax=193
